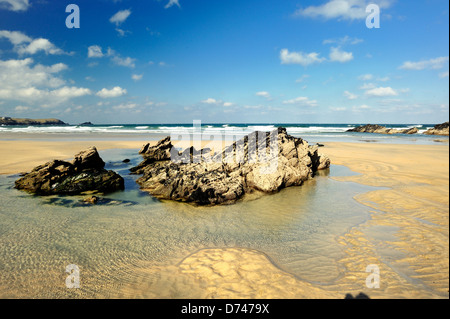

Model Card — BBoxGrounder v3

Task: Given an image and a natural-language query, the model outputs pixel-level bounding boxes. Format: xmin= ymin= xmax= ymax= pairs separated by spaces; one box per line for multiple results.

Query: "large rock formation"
xmin=0 ymin=116 xmax=66 ymax=126
xmin=15 ymin=147 xmax=124 ymax=195
xmin=423 ymin=122 xmax=449 ymax=136
xmin=347 ymin=124 xmax=418 ymax=135
xmin=131 ymin=127 xmax=330 ymax=205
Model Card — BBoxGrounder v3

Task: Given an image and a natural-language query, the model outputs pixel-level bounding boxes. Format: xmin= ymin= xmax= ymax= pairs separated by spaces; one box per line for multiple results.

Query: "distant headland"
xmin=0 ymin=117 xmax=66 ymax=126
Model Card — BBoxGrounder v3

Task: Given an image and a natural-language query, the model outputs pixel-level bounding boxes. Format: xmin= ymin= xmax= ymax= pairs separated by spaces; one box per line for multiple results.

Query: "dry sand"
xmin=0 ymin=139 xmax=448 ymax=298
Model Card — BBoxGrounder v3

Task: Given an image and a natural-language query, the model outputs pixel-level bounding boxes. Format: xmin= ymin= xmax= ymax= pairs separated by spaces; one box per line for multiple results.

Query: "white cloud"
xmin=223 ymin=102 xmax=234 ymax=107
xmin=88 ymin=45 xmax=104 ymax=58
xmin=365 ymin=86 xmax=398 ymax=97
xmin=113 ymin=102 xmax=137 ymax=110
xmin=49 ymin=87 xmax=92 ymax=100
xmin=359 ymin=83 xmax=376 ymax=90
xmin=344 ymin=91 xmax=358 ymax=100
xmin=282 ymin=96 xmax=318 ymax=107
xmin=107 ymin=48 xmax=136 ymax=68
xmin=399 ymin=57 xmax=449 ymax=70
xmin=109 ymin=9 xmax=132 ymax=26
xmin=0 ymin=58 xmax=90 ymax=105
xmin=112 ymin=55 xmax=135 ymax=68
xmin=358 ymin=73 xmax=373 ymax=81
xmin=115 ymin=28 xmax=131 ymax=37
xmin=280 ymin=49 xmax=325 ymax=66
xmin=17 ymin=38 xmax=66 ymax=55
xmin=0 ymin=30 xmax=68 ymax=55
xmin=323 ymin=35 xmax=363 ymax=45
xmin=14 ymin=105 xmax=29 ymax=112
xmin=89 ymin=47 xmax=136 ymax=68
xmin=201 ymin=98 xmax=220 ymax=104
xmin=0 ymin=30 xmax=31 ymax=44
xmin=329 ymin=47 xmax=353 ymax=63
xmin=96 ymin=86 xmax=127 ymax=98
xmin=294 ymin=0 xmax=393 ymax=21
xmin=255 ymin=91 xmax=271 ymax=99
xmin=165 ymin=0 xmax=181 ymax=9
xmin=0 ymin=0 xmax=29 ymax=11
xmin=131 ymin=74 xmax=143 ymax=81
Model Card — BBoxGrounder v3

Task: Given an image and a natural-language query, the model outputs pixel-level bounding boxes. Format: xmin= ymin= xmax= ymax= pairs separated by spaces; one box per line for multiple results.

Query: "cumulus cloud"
xmin=281 ymin=47 xmax=353 ymax=66
xmin=96 ymin=86 xmax=127 ymax=98
xmin=0 ymin=0 xmax=29 ymax=11
xmin=0 ymin=58 xmax=91 ymax=106
xmin=109 ymin=9 xmax=132 ymax=26
xmin=87 ymin=46 xmax=136 ymax=68
xmin=88 ymin=45 xmax=104 ymax=58
xmin=201 ymin=98 xmax=221 ymax=104
xmin=294 ymin=0 xmax=393 ymax=21
xmin=280 ymin=49 xmax=325 ymax=66
xmin=365 ymin=86 xmax=398 ymax=97
xmin=0 ymin=30 xmax=68 ymax=55
xmin=282 ymin=96 xmax=318 ymax=107
xmin=0 ymin=30 xmax=31 ymax=44
xmin=329 ymin=47 xmax=353 ymax=63
xmin=0 ymin=57 xmax=91 ymax=106
xmin=17 ymin=38 xmax=66 ymax=55
xmin=106 ymin=48 xmax=136 ymax=68
xmin=399 ymin=56 xmax=449 ymax=70
xmin=131 ymin=74 xmax=143 ymax=81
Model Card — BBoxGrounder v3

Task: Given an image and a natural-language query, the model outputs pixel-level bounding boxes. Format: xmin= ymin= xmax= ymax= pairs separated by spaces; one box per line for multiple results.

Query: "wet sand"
xmin=322 ymin=142 xmax=449 ymax=298
xmin=0 ymin=139 xmax=448 ymax=298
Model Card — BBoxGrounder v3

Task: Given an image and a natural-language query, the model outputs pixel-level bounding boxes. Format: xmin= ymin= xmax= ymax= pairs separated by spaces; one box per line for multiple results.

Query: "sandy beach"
xmin=0 ymin=138 xmax=448 ymax=299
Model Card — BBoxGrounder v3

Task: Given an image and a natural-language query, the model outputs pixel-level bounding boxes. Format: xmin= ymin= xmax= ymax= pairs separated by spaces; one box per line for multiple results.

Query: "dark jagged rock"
xmin=347 ymin=124 xmax=418 ymax=135
xmin=79 ymin=122 xmax=93 ymax=126
xmin=131 ymin=127 xmax=330 ymax=206
xmin=0 ymin=116 xmax=66 ymax=126
xmin=423 ymin=122 xmax=449 ymax=136
xmin=15 ymin=147 xmax=124 ymax=195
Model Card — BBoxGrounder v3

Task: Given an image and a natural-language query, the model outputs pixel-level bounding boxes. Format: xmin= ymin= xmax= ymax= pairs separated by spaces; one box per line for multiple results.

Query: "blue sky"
xmin=0 ymin=0 xmax=448 ymax=124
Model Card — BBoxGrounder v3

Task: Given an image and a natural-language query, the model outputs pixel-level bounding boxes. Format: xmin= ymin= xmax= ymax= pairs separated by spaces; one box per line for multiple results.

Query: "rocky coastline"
xmin=423 ymin=122 xmax=449 ymax=136
xmin=347 ymin=122 xmax=449 ymax=136
xmin=0 ymin=116 xmax=66 ymax=126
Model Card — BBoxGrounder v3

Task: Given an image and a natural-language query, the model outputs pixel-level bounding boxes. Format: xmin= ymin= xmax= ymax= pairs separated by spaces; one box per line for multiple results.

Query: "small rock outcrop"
xmin=347 ymin=124 xmax=418 ymax=135
xmin=423 ymin=122 xmax=449 ymax=136
xmin=131 ymin=127 xmax=330 ymax=205
xmin=15 ymin=147 xmax=124 ymax=195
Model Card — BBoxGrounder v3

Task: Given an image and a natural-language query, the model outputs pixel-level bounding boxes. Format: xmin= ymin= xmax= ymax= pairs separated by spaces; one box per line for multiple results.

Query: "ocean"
xmin=0 ymin=123 xmax=447 ymax=144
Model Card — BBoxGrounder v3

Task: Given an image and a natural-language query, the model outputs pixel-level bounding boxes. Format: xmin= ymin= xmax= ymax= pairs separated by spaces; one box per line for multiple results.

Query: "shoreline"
xmin=0 ymin=138 xmax=448 ymax=298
